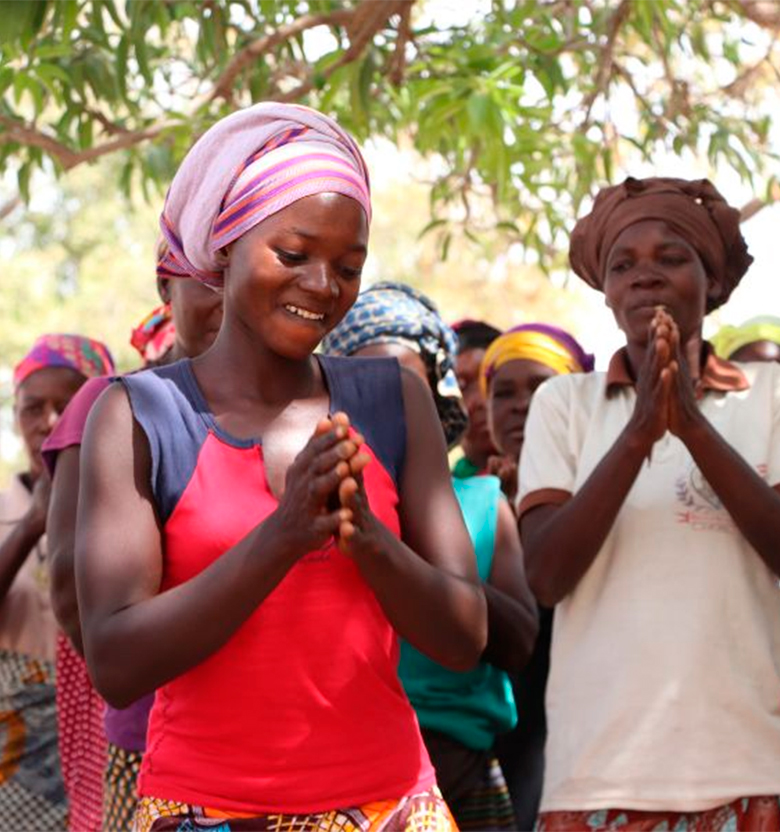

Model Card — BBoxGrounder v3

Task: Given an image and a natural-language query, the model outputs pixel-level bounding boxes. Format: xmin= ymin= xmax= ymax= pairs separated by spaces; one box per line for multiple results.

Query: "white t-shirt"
xmin=518 ymin=352 xmax=780 ymax=812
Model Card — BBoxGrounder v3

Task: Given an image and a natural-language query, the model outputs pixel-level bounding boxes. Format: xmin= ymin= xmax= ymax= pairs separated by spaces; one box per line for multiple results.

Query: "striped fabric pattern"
xmin=212 ymin=139 xmax=370 ymax=252
xmin=156 ymin=103 xmax=371 ymax=289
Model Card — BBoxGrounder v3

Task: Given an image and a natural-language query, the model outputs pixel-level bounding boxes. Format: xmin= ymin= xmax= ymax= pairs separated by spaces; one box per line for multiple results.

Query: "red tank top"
xmin=121 ymin=356 xmax=435 ymax=814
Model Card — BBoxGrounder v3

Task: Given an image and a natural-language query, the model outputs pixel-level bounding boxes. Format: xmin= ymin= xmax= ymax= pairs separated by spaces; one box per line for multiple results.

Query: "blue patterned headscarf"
xmin=321 ymin=281 xmax=467 ymax=447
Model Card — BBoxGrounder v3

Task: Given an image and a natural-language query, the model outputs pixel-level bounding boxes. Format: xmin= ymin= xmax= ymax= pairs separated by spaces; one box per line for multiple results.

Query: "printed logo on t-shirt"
xmin=675 ymin=462 xmax=768 ymax=534
xmin=675 ymin=465 xmax=735 ymax=534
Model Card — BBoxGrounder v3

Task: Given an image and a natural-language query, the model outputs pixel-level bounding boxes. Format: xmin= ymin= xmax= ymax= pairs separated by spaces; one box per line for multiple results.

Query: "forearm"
xmin=481 ymin=581 xmax=538 ymax=674
xmin=522 ymin=426 xmax=648 ymax=606
xmin=684 ymin=418 xmax=780 ymax=575
xmin=353 ymin=524 xmax=487 ymax=672
xmin=0 ymin=518 xmax=41 ymax=602
xmin=83 ymin=513 xmax=299 ymax=708
xmin=47 ymin=448 xmax=84 ymax=653
xmin=49 ymin=558 xmax=83 ymax=655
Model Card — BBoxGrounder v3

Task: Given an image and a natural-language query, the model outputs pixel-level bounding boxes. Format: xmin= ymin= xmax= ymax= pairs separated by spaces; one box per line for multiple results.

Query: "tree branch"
xmin=389 ymin=1 xmax=414 ymax=86
xmin=273 ymin=0 xmax=414 ymax=104
xmin=206 ymin=9 xmax=354 ymax=105
xmin=0 ymin=114 xmax=176 ymax=171
xmin=0 ymin=1 xmax=409 ymax=176
xmin=581 ymin=0 xmax=631 ymax=127
xmin=739 ymin=179 xmax=780 ymax=222
xmin=727 ymin=0 xmax=780 ymax=28
xmin=0 ymin=116 xmax=81 ymax=168
xmin=0 ymin=195 xmax=20 ymax=222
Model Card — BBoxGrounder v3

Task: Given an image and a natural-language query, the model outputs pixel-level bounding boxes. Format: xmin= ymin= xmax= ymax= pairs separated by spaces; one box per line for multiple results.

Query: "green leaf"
xmin=467 ymin=93 xmax=491 ymax=131
xmin=61 ymin=0 xmax=79 ymax=38
xmin=0 ymin=67 xmax=13 ymax=97
xmin=12 ymin=72 xmax=26 ymax=106
xmin=36 ymin=62 xmax=72 ymax=86
xmin=0 ymin=1 xmax=46 ymax=45
xmin=440 ymin=231 xmax=452 ymax=261
xmin=17 ymin=161 xmax=32 ymax=201
xmin=35 ymin=43 xmax=72 ymax=60
xmin=78 ymin=117 xmax=93 ymax=150
xmin=417 ymin=218 xmax=448 ymax=239
xmin=116 ymin=37 xmax=128 ymax=100
xmin=135 ymin=36 xmax=153 ymax=86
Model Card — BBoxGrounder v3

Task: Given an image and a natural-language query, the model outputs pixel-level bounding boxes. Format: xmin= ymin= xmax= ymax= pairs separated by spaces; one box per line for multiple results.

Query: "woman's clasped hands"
xmin=630 ymin=307 xmax=705 ymax=456
xmin=274 ymin=412 xmax=379 ymax=557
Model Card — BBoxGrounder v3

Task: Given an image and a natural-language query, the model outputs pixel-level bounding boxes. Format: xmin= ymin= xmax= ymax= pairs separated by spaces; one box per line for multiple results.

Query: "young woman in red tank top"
xmin=75 ymin=103 xmax=487 ymax=832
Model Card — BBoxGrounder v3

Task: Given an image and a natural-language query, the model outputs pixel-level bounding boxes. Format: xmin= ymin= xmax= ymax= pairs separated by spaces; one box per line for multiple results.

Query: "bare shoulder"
xmin=81 ymin=381 xmax=153 ymax=496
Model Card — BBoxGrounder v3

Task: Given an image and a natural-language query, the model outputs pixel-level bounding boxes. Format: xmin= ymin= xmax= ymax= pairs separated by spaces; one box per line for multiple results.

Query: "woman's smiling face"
xmin=223 ymin=192 xmax=368 ymax=360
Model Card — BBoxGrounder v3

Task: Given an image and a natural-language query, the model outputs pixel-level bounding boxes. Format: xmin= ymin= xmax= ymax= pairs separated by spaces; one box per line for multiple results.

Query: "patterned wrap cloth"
xmin=56 ymin=633 xmax=107 ymax=832
xmin=157 ymin=102 xmax=371 ymax=289
xmin=134 ymin=788 xmax=455 ymax=832
xmin=130 ymin=305 xmax=177 ymax=365
xmin=0 ymin=649 xmax=67 ymax=830
xmin=569 ymin=176 xmax=752 ymax=312
xmin=13 ymin=333 xmax=115 ymax=390
xmin=320 ymin=281 xmax=468 ymax=448
xmin=537 ymin=796 xmax=780 ymax=831
xmin=479 ymin=323 xmax=595 ymax=396
xmin=711 ymin=315 xmax=780 ymax=359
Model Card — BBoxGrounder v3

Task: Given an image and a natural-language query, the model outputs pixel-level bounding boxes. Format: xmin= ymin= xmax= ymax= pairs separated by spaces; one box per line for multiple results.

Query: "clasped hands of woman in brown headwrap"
xmin=634 ymin=306 xmax=705 ymax=455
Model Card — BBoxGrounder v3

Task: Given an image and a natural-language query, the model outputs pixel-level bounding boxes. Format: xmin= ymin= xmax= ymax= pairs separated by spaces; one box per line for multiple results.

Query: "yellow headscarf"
xmin=710 ymin=316 xmax=780 ymax=359
xmin=479 ymin=324 xmax=594 ymax=396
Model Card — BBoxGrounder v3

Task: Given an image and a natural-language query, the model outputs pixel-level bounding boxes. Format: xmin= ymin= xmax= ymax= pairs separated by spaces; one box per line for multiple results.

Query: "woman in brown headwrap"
xmin=517 ymin=177 xmax=780 ymax=831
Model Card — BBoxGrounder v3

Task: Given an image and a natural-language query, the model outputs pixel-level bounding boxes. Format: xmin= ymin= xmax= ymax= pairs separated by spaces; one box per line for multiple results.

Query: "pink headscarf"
xmin=158 ymin=103 xmax=371 ymax=289
xmin=13 ymin=334 xmax=115 ymax=391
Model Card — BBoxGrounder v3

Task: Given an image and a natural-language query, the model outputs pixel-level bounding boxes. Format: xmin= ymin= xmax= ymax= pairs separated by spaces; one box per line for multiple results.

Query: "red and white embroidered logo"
xmin=675 ymin=462 xmax=768 ymax=533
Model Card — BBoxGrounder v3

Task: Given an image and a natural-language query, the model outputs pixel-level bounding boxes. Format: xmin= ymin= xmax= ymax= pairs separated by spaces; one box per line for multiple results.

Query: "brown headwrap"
xmin=569 ymin=177 xmax=753 ymax=311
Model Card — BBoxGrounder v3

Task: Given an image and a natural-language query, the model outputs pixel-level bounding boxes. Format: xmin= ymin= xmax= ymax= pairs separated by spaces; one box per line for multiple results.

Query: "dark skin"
xmin=47 ymin=279 xmax=224 ymax=654
xmin=486 ymin=358 xmax=558 ymax=504
xmin=159 ymin=276 xmax=224 ymax=362
xmin=0 ymin=367 xmax=85 ymax=604
xmin=76 ymin=193 xmax=486 ymax=708
xmin=354 ymin=342 xmax=538 ymax=674
xmin=729 ymin=339 xmax=780 ymax=364
xmin=455 ymin=348 xmax=498 ymax=471
xmin=522 ymin=219 xmax=780 ymax=606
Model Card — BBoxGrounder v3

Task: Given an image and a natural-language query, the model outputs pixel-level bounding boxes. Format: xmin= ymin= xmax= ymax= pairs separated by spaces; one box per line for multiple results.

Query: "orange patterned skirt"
xmin=134 ymin=787 xmax=458 ymax=832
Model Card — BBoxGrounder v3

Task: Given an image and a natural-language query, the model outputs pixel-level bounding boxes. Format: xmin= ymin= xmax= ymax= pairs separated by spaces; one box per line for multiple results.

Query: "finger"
xmin=304 ymin=426 xmax=351 ymax=463
xmin=313 ymin=509 xmax=347 ymax=539
xmin=348 ymin=452 xmax=372 ymax=476
xmin=331 ymin=412 xmax=351 ymax=430
xmin=311 ymin=440 xmax=360 ymax=475
xmin=337 ymin=522 xmax=355 ymax=555
xmin=659 ymin=365 xmax=674 ymax=399
xmin=314 ymin=417 xmax=334 ymax=437
xmin=339 ymin=476 xmax=360 ymax=508
xmin=655 ymin=335 xmax=670 ymax=366
xmin=310 ymin=467 xmax=349 ymax=504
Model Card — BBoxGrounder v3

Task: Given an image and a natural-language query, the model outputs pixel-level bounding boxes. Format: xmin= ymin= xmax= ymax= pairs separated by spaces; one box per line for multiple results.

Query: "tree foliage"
xmin=1 ymin=0 xmax=780 ymax=266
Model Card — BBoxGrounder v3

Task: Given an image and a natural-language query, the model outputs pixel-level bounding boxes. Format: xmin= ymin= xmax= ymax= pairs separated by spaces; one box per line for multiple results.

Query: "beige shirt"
xmin=0 ymin=475 xmax=57 ymax=662
xmin=518 ymin=352 xmax=780 ymax=812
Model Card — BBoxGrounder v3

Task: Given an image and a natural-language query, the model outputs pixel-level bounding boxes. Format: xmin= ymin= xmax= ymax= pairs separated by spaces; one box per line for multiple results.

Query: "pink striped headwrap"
xmin=13 ymin=334 xmax=115 ymax=391
xmin=158 ymin=103 xmax=372 ymax=289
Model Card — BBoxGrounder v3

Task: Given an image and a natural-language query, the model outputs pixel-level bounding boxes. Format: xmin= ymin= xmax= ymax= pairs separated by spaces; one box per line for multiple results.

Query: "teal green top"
xmin=398 ymin=475 xmax=517 ymax=750
xmin=451 ymin=455 xmax=481 ymax=480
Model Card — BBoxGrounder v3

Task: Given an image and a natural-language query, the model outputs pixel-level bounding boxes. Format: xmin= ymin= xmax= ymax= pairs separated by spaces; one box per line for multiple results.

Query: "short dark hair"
xmin=451 ymin=319 xmax=501 ymax=353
